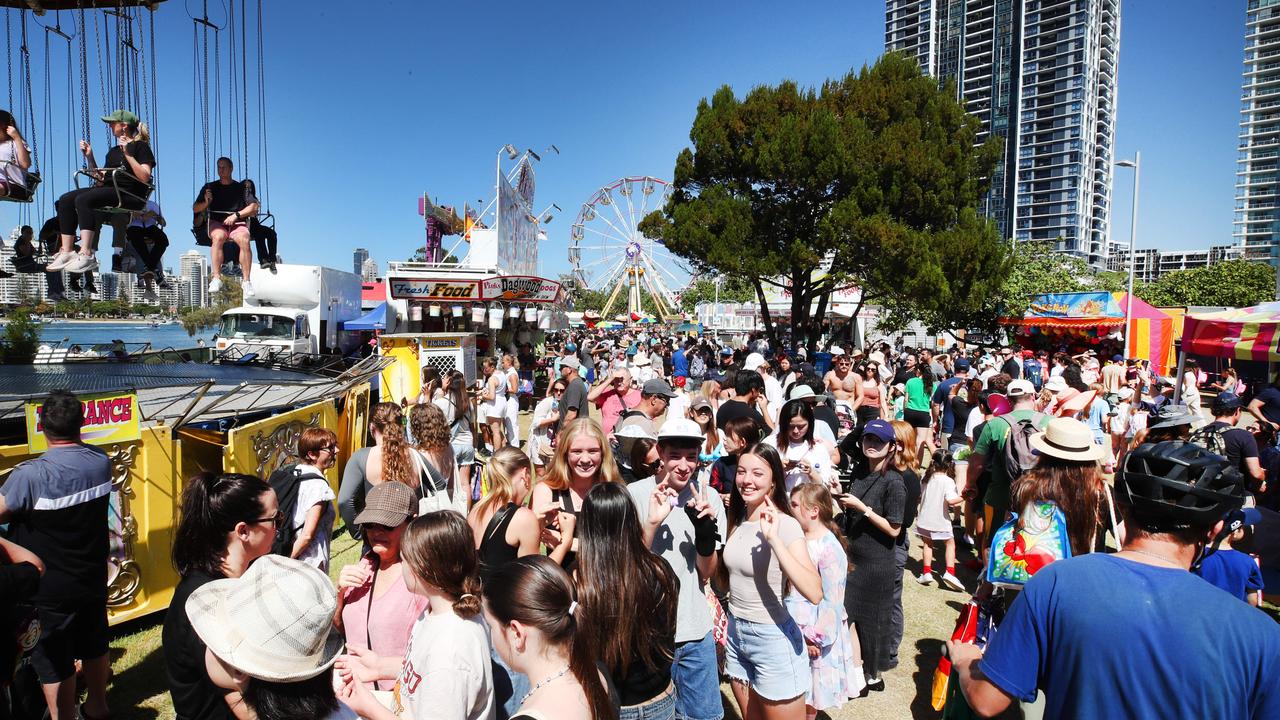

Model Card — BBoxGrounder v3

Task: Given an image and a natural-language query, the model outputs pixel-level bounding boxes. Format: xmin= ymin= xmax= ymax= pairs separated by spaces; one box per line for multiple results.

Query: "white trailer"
xmin=216 ymin=264 xmax=363 ymax=357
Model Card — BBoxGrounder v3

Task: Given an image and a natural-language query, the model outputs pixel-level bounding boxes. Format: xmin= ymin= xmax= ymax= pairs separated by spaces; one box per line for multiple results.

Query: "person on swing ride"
xmin=195 ymin=156 xmax=261 ymax=297
xmin=47 ymin=109 xmax=155 ymax=275
xmin=0 ymin=109 xmax=33 ymax=200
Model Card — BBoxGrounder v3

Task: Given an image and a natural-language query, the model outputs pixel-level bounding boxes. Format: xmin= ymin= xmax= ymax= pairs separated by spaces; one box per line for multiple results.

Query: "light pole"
xmin=1115 ymin=153 xmax=1140 ymax=358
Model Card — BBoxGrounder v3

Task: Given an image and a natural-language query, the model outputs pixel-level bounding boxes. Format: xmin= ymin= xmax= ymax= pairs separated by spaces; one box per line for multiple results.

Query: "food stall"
xmin=1002 ymin=291 xmax=1175 ymax=373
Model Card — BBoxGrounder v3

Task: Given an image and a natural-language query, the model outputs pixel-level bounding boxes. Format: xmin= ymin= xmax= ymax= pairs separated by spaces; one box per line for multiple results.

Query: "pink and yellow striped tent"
xmin=1115 ymin=292 xmax=1176 ymax=374
xmin=1183 ymin=302 xmax=1280 ymax=362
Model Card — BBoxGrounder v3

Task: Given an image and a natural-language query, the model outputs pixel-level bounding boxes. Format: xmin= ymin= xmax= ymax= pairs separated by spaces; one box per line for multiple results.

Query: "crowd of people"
xmin=3 ymin=328 xmax=1280 ymax=719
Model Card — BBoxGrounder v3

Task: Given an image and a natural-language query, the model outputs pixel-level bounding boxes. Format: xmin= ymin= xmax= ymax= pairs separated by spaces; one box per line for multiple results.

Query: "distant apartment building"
xmin=353 ymin=247 xmax=370 ymax=276
xmin=886 ymin=0 xmax=1121 ymax=268
xmin=361 ymin=257 xmax=379 ymax=283
xmin=1237 ymin=0 xmax=1280 ymax=268
xmin=180 ymin=250 xmax=210 ymax=308
xmin=1105 ymin=241 xmax=1244 ymax=283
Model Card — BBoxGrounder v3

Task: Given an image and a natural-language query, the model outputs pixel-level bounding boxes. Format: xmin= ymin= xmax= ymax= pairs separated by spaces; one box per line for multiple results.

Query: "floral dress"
xmin=785 ymin=530 xmax=866 ymax=711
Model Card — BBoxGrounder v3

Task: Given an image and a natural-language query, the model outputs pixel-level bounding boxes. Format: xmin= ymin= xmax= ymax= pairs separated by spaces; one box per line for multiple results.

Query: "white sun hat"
xmin=186 ymin=555 xmax=345 ymax=682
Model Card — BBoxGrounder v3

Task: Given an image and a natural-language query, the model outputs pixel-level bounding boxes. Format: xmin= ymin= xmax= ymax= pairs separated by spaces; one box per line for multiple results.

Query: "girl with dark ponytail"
xmin=337 ymin=511 xmax=494 ymax=720
xmin=164 ymin=472 xmax=278 ymax=720
xmin=483 ymin=555 xmax=617 ymax=720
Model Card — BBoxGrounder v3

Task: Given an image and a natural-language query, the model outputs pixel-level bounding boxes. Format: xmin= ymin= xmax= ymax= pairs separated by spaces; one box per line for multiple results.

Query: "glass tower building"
xmin=1238 ymin=0 xmax=1280 ymax=268
xmin=886 ymin=0 xmax=1121 ymax=268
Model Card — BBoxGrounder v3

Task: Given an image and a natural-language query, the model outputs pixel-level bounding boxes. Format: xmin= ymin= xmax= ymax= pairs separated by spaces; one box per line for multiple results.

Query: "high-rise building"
xmin=1237 ymin=1 xmax=1280 ymax=267
xmin=353 ymin=248 xmax=370 ymax=276
xmin=886 ymin=0 xmax=1121 ymax=268
xmin=180 ymin=250 xmax=210 ymax=308
xmin=361 ymin=257 xmax=379 ymax=283
xmin=1105 ymin=242 xmax=1243 ymax=283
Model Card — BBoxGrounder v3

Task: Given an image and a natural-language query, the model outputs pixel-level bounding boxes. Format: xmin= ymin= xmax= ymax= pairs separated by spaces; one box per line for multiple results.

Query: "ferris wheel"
xmin=569 ymin=176 xmax=689 ymax=321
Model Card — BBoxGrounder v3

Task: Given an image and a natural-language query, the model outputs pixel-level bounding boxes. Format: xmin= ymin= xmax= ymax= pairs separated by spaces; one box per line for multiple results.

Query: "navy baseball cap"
xmin=1223 ymin=508 xmax=1261 ymax=534
xmin=861 ymin=419 xmax=896 ymax=443
xmin=720 ymin=347 xmax=734 ymax=356
xmin=1213 ymin=392 xmax=1242 ymax=414
xmin=955 ymin=358 xmax=971 ymax=371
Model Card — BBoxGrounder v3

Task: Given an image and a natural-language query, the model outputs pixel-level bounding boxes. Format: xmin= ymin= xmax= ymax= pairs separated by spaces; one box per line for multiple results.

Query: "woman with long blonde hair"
xmin=49 ymin=110 xmax=156 ymax=274
xmin=530 ymin=417 xmax=622 ymax=567
xmin=409 ymin=403 xmax=469 ymax=515
xmin=338 ymin=402 xmax=417 ymax=535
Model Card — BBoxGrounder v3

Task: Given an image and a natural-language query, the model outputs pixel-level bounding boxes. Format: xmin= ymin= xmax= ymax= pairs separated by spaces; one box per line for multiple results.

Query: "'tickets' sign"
xmin=388 ymin=279 xmax=480 ymax=300
xmin=26 ymin=391 xmax=141 ymax=453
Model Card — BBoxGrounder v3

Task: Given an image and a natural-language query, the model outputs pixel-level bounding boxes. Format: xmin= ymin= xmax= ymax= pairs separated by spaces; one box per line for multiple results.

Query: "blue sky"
xmin=3 ymin=0 xmax=1249 ymax=280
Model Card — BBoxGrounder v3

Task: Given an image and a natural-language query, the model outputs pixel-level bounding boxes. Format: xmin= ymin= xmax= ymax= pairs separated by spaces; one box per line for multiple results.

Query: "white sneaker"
xmin=63 ymin=253 xmax=98 ymax=274
xmin=142 ymin=286 xmax=159 ymax=303
xmin=916 ymin=572 xmax=934 ymax=586
xmin=207 ymin=277 xmax=222 ymax=293
xmin=242 ymin=281 xmax=254 ymax=298
xmin=45 ymin=251 xmax=77 ymax=271
xmin=941 ymin=572 xmax=965 ymax=592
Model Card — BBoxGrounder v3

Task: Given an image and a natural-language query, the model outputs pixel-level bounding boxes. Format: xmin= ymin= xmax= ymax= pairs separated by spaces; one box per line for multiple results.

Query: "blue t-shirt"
xmin=931 ymin=377 xmax=964 ymax=433
xmin=1196 ymin=548 xmax=1265 ymax=602
xmin=980 ymin=554 xmax=1280 ymax=719
xmin=672 ymin=348 xmax=689 ymax=378
xmin=1086 ymin=397 xmax=1110 ymax=444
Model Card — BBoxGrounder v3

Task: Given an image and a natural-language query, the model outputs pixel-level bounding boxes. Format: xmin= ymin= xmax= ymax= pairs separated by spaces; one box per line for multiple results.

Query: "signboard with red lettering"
xmin=481 ymin=276 xmax=564 ymax=303
xmin=387 ymin=279 xmax=480 ymax=301
xmin=25 ymin=391 xmax=141 ymax=453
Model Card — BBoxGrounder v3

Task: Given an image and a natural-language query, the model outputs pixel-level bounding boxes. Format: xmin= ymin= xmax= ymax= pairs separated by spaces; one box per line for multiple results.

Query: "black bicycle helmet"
xmin=1115 ymin=441 xmax=1245 ymax=532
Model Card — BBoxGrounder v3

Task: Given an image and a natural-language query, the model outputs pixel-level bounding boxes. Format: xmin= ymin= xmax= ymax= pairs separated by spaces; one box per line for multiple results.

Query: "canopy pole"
xmin=1172 ymin=341 xmax=1186 ymax=405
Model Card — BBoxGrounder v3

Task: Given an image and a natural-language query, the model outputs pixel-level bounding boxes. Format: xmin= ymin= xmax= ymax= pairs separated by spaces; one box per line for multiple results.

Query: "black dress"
xmin=478 ymin=503 xmax=520 ymax=586
xmin=843 ymin=469 xmax=907 ymax=675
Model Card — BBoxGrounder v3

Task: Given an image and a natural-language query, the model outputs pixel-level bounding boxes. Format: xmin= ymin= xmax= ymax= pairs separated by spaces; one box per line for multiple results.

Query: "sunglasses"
xmin=362 ymin=523 xmax=397 ymax=533
xmin=254 ymin=511 xmax=286 ymax=530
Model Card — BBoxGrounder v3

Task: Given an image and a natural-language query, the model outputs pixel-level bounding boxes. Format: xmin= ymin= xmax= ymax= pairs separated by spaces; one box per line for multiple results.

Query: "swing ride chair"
xmin=0 ymin=161 xmax=39 ymax=202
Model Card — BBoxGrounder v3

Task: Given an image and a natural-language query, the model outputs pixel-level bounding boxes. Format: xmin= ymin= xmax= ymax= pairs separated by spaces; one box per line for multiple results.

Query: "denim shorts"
xmin=723 ymin=613 xmax=811 ymax=702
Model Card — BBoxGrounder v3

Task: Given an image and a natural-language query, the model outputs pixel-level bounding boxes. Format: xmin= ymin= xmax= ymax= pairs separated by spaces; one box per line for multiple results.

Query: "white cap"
xmin=788 ymin=385 xmax=817 ymax=400
xmin=657 ymin=418 xmax=706 ymax=443
xmin=829 ymin=347 xmax=846 ymax=357
xmin=743 ymin=352 xmax=767 ymax=371
xmin=1006 ymin=379 xmax=1036 ymax=398
xmin=614 ymin=423 xmax=657 ymax=441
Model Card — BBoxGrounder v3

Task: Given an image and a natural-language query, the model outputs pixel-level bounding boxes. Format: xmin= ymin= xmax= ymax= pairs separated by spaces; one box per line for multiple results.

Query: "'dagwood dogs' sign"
xmin=26 ymin=391 xmax=141 ymax=453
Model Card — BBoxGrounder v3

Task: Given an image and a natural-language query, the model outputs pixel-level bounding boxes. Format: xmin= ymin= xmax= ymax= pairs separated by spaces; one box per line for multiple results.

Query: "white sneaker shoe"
xmin=208 ymin=277 xmax=222 ymax=293
xmin=45 ymin=251 xmax=77 ymax=271
xmin=63 ymin=253 xmax=98 ymax=274
xmin=916 ymin=572 xmax=934 ymax=586
xmin=941 ymin=572 xmax=965 ymax=592
xmin=242 ymin=281 xmax=254 ymax=298
xmin=142 ymin=286 xmax=159 ymax=303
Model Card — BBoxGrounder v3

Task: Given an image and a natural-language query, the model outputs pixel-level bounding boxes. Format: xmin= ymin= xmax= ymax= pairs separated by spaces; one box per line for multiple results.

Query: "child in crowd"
xmin=337 ymin=512 xmax=495 ymax=720
xmin=890 ymin=383 xmax=906 ymax=422
xmin=786 ymin=483 xmax=864 ymax=719
xmin=915 ymin=449 xmax=964 ymax=591
xmin=292 ymin=428 xmax=340 ymax=572
xmin=1195 ymin=509 xmax=1265 ymax=607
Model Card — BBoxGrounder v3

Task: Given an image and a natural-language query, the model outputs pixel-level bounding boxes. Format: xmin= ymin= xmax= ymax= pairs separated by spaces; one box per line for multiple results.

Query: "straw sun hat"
xmin=186 ymin=555 xmax=344 ymax=682
xmin=1030 ymin=417 xmax=1105 ymax=463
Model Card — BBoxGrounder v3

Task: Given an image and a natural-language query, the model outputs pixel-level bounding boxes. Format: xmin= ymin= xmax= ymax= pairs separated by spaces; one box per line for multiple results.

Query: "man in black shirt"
xmin=999 ymin=346 xmax=1023 ymax=380
xmin=715 ymin=369 xmax=768 ymax=432
xmin=1197 ymin=393 xmax=1265 ymax=492
xmin=195 ymin=156 xmax=260 ymax=296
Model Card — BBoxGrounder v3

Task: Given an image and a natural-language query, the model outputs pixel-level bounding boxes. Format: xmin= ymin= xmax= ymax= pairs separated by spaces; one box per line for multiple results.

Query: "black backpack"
xmin=1189 ymin=423 xmax=1231 ymax=458
xmin=266 ymin=463 xmax=326 ymax=557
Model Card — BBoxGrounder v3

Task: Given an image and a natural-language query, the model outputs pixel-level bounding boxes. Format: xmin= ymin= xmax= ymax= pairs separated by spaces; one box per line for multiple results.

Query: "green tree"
xmin=180 ymin=277 xmax=243 ymax=336
xmin=640 ymin=53 xmax=1009 ymax=349
xmin=1136 ymin=260 xmax=1274 ymax=308
xmin=904 ymin=240 xmax=1126 ymax=332
xmin=1 ymin=309 xmax=40 ymax=364
xmin=677 ymin=276 xmax=755 ymax=313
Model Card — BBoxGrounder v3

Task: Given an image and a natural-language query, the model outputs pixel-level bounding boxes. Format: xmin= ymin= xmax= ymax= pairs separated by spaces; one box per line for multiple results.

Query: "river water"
xmin=36 ymin=321 xmax=213 ymax=350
